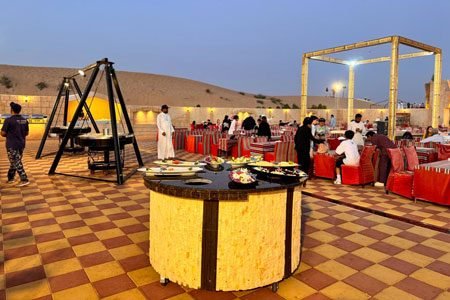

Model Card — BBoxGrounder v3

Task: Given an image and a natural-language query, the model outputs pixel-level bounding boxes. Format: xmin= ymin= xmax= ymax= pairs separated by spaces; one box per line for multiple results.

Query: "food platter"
xmin=276 ymin=161 xmax=299 ymax=168
xmin=229 ymin=168 xmax=257 ymax=185
xmin=247 ymin=161 xmax=276 ymax=168
xmin=204 ymin=155 xmax=225 ymax=169
xmin=251 ymin=166 xmax=307 ymax=180
xmin=142 ymin=167 xmax=203 ymax=177
xmin=154 ymin=159 xmax=206 ymax=167
xmin=226 ymin=156 xmax=262 ymax=167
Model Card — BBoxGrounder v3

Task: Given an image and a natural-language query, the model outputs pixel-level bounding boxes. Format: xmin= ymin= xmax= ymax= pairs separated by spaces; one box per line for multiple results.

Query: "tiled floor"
xmin=304 ymin=177 xmax=450 ymax=233
xmin=1 ymin=139 xmax=449 ymax=299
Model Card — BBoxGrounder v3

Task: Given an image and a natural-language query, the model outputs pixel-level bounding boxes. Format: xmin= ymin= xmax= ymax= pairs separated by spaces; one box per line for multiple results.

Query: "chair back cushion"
xmin=387 ymin=148 xmax=405 ymax=172
xmin=403 ymin=145 xmax=419 ymax=171
xmin=437 ymin=144 xmax=450 ymax=161
xmin=359 ymin=146 xmax=376 ymax=183
xmin=275 ymin=141 xmax=289 ymax=162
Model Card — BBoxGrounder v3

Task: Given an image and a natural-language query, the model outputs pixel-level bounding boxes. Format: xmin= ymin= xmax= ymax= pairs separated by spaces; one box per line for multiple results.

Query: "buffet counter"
xmin=143 ymin=165 xmax=306 ymax=291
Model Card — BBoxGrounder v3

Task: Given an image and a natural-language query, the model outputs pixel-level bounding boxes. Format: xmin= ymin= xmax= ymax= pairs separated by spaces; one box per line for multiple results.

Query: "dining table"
xmin=413 ymin=160 xmax=450 ymax=205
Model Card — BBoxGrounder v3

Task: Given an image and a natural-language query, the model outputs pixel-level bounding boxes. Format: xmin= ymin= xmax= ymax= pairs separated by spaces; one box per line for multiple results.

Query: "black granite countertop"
xmin=143 ymin=164 xmax=306 ymax=201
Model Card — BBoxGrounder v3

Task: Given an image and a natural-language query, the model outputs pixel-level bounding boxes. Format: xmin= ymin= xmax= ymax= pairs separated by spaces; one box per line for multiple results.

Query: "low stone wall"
xmin=1 ymin=94 xmax=435 ymax=142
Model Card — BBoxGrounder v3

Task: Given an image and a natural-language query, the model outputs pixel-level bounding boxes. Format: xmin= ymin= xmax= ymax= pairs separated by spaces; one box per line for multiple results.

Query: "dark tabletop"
xmin=143 ymin=164 xmax=306 ymax=201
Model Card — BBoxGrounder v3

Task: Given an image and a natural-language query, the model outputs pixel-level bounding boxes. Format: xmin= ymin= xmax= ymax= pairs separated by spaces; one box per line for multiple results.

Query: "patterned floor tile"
xmin=0 ymin=139 xmax=449 ymax=299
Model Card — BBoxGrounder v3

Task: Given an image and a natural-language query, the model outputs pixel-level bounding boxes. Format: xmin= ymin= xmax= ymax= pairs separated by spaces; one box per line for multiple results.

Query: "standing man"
xmin=257 ymin=116 xmax=271 ymax=140
xmin=329 ymin=114 xmax=336 ymax=129
xmin=294 ymin=117 xmax=323 ymax=173
xmin=1 ymin=102 xmax=30 ymax=186
xmin=156 ymin=104 xmax=175 ymax=160
xmin=348 ymin=113 xmax=365 ymax=146
xmin=366 ymin=131 xmax=396 ymax=187
xmin=228 ymin=115 xmax=239 ymax=135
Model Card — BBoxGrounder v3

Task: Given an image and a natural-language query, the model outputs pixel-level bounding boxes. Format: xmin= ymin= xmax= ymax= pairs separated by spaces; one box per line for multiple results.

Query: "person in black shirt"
xmin=294 ymin=117 xmax=323 ymax=173
xmin=1 ymin=102 xmax=29 ymax=186
xmin=242 ymin=116 xmax=256 ymax=131
xmin=221 ymin=115 xmax=231 ymax=133
xmin=257 ymin=116 xmax=271 ymax=140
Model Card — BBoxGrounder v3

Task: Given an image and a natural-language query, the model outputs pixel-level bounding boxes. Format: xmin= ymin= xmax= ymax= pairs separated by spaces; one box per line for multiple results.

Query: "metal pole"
xmin=347 ymin=66 xmax=355 ymax=126
xmin=110 ymin=67 xmax=144 ymax=167
xmin=49 ymin=65 xmax=100 ymax=174
xmin=105 ymin=62 xmax=124 ymax=185
xmin=35 ymin=78 xmax=67 ymax=159
xmin=388 ymin=36 xmax=399 ymax=140
xmin=432 ymin=53 xmax=442 ymax=128
xmin=63 ymin=80 xmax=70 ymax=126
xmin=71 ymin=78 xmax=100 ymax=133
xmin=300 ymin=55 xmax=309 ymax=120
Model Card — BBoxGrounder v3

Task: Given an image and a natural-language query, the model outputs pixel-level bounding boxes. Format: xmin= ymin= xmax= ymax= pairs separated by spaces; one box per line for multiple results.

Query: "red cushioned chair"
xmin=313 ymin=153 xmax=336 ymax=179
xmin=437 ymin=144 xmax=450 ymax=161
xmin=386 ymin=148 xmax=414 ymax=199
xmin=403 ymin=145 xmax=419 ymax=171
xmin=286 ymin=141 xmax=298 ymax=163
xmin=197 ymin=133 xmax=212 ymax=155
xmin=238 ymin=136 xmax=254 ymax=157
xmin=341 ymin=145 xmax=376 ymax=186
xmin=264 ymin=141 xmax=289 ymax=162
xmin=210 ymin=133 xmax=223 ymax=156
xmin=327 ymin=138 xmax=341 ymax=151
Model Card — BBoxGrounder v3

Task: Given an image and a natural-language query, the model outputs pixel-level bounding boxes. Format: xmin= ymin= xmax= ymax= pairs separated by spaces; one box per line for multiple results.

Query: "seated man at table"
xmin=334 ymin=130 xmax=360 ymax=185
xmin=257 ymin=116 xmax=271 ymax=140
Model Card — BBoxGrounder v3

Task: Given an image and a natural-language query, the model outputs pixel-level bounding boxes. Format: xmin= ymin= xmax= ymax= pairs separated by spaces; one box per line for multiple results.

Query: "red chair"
xmin=286 ymin=142 xmax=298 ymax=163
xmin=238 ymin=136 xmax=254 ymax=157
xmin=341 ymin=145 xmax=376 ymax=186
xmin=254 ymin=136 xmax=268 ymax=143
xmin=327 ymin=138 xmax=341 ymax=151
xmin=264 ymin=141 xmax=289 ymax=162
xmin=437 ymin=144 xmax=450 ymax=160
xmin=386 ymin=148 xmax=414 ymax=199
xmin=313 ymin=153 xmax=336 ymax=179
xmin=403 ymin=145 xmax=419 ymax=171
xmin=197 ymin=133 xmax=212 ymax=155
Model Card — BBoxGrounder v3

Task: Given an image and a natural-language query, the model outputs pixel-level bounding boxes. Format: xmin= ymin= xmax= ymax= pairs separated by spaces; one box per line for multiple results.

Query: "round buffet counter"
xmin=143 ymin=165 xmax=306 ymax=291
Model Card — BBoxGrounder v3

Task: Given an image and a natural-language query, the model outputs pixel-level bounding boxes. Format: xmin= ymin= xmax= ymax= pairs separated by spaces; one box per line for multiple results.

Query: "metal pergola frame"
xmin=300 ymin=35 xmax=442 ymax=140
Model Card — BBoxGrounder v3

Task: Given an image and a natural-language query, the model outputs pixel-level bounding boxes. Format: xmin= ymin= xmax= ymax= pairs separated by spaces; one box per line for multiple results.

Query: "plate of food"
xmin=204 ymin=155 xmax=225 ymax=169
xmin=153 ymin=159 xmax=206 ymax=167
xmin=145 ymin=166 xmax=203 ymax=176
xmin=227 ymin=155 xmax=263 ymax=167
xmin=247 ymin=160 xmax=276 ymax=168
xmin=276 ymin=161 xmax=299 ymax=168
xmin=251 ymin=166 xmax=307 ymax=180
xmin=229 ymin=168 xmax=256 ymax=184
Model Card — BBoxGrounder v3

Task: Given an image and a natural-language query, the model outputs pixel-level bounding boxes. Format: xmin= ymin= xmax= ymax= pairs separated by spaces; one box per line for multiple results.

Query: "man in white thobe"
xmin=157 ymin=104 xmax=175 ymax=160
xmin=348 ymin=113 xmax=366 ymax=146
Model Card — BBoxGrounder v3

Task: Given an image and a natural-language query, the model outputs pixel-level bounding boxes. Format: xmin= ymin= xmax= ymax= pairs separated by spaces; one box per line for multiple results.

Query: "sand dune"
xmin=0 ymin=64 xmax=375 ymax=108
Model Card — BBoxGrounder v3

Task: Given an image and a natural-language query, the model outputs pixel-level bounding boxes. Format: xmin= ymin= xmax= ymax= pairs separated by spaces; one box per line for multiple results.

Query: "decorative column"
xmin=432 ymin=52 xmax=442 ymax=128
xmin=300 ymin=55 xmax=309 ymax=120
xmin=347 ymin=65 xmax=355 ymax=126
xmin=388 ymin=37 xmax=400 ymax=140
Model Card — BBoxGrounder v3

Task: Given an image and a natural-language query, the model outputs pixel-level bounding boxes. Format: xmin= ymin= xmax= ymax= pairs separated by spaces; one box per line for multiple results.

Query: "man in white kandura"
xmin=157 ymin=104 xmax=175 ymax=160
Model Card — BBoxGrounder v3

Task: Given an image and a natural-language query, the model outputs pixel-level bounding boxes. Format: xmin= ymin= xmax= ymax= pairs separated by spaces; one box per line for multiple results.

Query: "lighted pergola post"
xmin=347 ymin=65 xmax=355 ymax=126
xmin=300 ymin=36 xmax=442 ymax=140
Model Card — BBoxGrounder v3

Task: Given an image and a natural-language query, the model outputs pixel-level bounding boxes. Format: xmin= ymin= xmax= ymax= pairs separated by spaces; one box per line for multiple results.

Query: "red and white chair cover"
xmin=264 ymin=141 xmax=289 ymax=162
xmin=341 ymin=145 xmax=376 ymax=186
xmin=386 ymin=148 xmax=414 ymax=199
